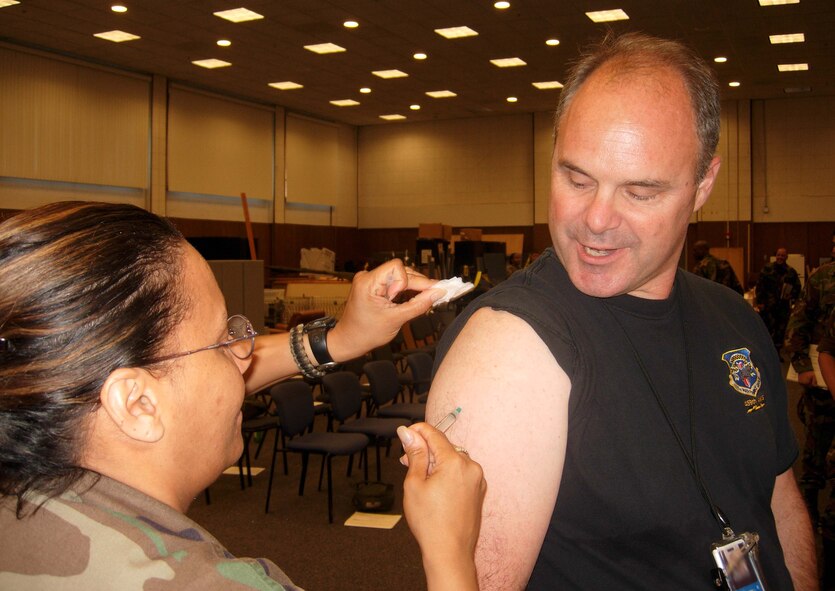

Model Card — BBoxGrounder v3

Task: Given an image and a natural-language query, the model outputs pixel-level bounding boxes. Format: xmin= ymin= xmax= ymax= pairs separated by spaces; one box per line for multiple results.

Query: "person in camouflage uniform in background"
xmin=785 ymin=258 xmax=835 ymax=587
xmin=691 ymin=239 xmax=744 ymax=294
xmin=756 ymin=247 xmax=801 ymax=353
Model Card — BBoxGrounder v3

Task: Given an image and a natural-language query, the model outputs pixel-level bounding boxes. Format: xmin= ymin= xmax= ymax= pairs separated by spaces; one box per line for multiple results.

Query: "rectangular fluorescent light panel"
xmin=192 ymin=59 xmax=232 ymax=69
xmin=490 ymin=57 xmax=527 ymax=68
xmin=380 ymin=114 xmax=406 ymax=120
xmin=304 ymin=43 xmax=346 ymax=54
xmin=213 ymin=8 xmax=264 ymax=22
xmin=778 ymin=63 xmax=809 ymax=71
xmin=94 ymin=30 xmax=141 ymax=42
xmin=372 ymin=69 xmax=408 ymax=79
xmin=769 ymin=33 xmax=805 ymax=44
xmin=330 ymin=99 xmax=360 ymax=107
xmin=426 ymin=90 xmax=457 ymax=98
xmin=0 ymin=1 xmax=21 ymax=7
xmin=586 ymin=9 xmax=629 ymax=22
xmin=758 ymin=0 xmax=799 ymax=5
xmin=435 ymin=26 xmax=478 ymax=39
xmin=268 ymin=81 xmax=303 ymax=90
xmin=533 ymin=81 xmax=564 ymax=89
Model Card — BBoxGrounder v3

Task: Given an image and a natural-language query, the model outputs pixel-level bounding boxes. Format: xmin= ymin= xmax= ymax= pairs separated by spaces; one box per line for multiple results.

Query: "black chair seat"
xmin=286 ymin=432 xmax=368 ymax=455
xmin=338 ymin=416 xmax=409 ymax=439
xmin=243 ymin=415 xmax=280 ymax=431
xmin=377 ymin=403 xmax=425 ymax=422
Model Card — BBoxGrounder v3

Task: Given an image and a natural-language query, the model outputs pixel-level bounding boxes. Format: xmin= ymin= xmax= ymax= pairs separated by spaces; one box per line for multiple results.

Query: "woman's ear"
xmin=99 ymin=367 xmax=165 ymax=443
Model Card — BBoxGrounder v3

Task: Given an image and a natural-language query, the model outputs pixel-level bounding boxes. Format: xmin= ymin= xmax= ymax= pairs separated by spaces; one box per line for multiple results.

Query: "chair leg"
xmin=253 ymin=430 xmax=267 ymax=459
xmin=326 ymin=455 xmax=334 ymax=524
xmin=281 ymin=434 xmax=289 ymax=475
xmin=347 ymin=453 xmax=355 ymax=477
xmin=318 ymin=455 xmax=326 ymax=491
xmin=264 ymin=429 xmax=279 ymax=513
xmin=375 ymin=442 xmax=382 ymax=482
xmin=363 ymin=449 xmax=369 ymax=481
xmin=299 ymin=453 xmax=309 ymax=496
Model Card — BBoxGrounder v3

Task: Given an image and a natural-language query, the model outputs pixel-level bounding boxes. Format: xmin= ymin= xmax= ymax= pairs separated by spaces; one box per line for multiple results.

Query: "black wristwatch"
xmin=304 ymin=316 xmax=337 ymax=367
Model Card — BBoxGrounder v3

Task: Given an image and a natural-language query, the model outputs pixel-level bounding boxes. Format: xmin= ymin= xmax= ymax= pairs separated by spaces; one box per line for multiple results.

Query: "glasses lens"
xmin=227 ymin=315 xmax=255 ymax=359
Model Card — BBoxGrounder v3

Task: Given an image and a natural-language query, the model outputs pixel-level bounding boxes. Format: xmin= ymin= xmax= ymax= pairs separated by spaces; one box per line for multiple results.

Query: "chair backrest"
xmin=409 ymin=316 xmax=435 ymax=345
xmin=321 ymin=371 xmax=363 ymax=422
xmin=371 ymin=344 xmax=395 ymax=362
xmin=363 ymin=360 xmax=401 ymax=407
xmin=406 ymin=352 xmax=434 ymax=396
xmin=271 ymin=380 xmax=315 ymax=438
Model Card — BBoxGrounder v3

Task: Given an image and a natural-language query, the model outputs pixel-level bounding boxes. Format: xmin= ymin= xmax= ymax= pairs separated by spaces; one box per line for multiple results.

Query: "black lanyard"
xmin=603 ymin=279 xmax=733 ymax=537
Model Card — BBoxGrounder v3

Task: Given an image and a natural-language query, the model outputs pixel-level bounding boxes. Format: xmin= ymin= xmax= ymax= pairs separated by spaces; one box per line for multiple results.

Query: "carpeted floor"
xmin=187 ymin=417 xmax=427 ymax=591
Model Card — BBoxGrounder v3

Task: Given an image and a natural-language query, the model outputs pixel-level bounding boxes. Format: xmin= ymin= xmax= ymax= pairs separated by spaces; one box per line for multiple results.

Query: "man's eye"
xmin=627 ymin=190 xmax=657 ymax=202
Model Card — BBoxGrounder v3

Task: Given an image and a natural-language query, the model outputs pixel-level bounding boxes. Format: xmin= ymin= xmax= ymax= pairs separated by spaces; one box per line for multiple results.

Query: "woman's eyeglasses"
xmin=147 ymin=314 xmax=257 ymax=364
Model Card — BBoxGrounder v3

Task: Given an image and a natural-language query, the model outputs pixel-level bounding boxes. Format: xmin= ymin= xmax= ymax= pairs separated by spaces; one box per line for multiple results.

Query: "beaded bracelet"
xmin=289 ymin=321 xmax=339 ymax=380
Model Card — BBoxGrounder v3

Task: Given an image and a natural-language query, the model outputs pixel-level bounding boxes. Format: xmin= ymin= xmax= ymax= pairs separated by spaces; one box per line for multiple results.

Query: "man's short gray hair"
xmin=555 ymin=32 xmax=721 ymax=182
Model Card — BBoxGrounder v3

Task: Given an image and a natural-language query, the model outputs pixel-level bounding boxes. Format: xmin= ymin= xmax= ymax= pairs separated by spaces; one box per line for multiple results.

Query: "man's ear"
xmin=693 ymin=156 xmax=721 ymax=213
xmin=99 ymin=367 xmax=165 ymax=443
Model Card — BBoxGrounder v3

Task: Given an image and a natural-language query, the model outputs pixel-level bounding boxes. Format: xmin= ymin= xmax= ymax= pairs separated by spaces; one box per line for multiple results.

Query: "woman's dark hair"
xmin=0 ymin=201 xmax=187 ymax=514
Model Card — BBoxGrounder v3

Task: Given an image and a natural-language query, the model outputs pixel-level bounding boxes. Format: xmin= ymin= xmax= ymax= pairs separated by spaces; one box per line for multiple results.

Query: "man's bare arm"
xmin=428 ymin=308 xmax=570 ymax=590
xmin=772 ymin=468 xmax=818 ymax=591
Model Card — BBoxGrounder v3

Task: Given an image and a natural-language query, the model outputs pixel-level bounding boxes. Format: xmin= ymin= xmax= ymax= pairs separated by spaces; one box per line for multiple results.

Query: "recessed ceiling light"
xmin=758 ymin=0 xmax=799 ymax=5
xmin=0 ymin=0 xmax=21 ymax=7
xmin=380 ymin=114 xmax=406 ymax=121
xmin=268 ymin=81 xmax=303 ymax=90
xmin=545 ymin=38 xmax=560 ymax=46
xmin=192 ymin=59 xmax=232 ymax=69
xmin=506 ymin=96 xmax=518 ymax=103
xmin=494 ymin=1 xmax=511 ymax=8
xmin=435 ymin=26 xmax=479 ymax=39
xmin=217 ymin=39 xmax=232 ymax=47
xmin=769 ymin=33 xmax=805 ymax=44
xmin=410 ymin=104 xmax=421 ymax=110
xmin=728 ymin=81 xmax=741 ymax=87
xmin=213 ymin=8 xmax=264 ymax=23
xmin=714 ymin=56 xmax=728 ymax=63
xmin=413 ymin=52 xmax=428 ymax=60
xmin=93 ymin=30 xmax=141 ymax=42
xmin=360 ymin=87 xmax=372 ymax=94
xmin=372 ymin=69 xmax=408 ymax=79
xmin=778 ymin=63 xmax=809 ymax=71
xmin=532 ymin=81 xmax=563 ymax=89
xmin=426 ymin=90 xmax=457 ymax=98
xmin=343 ymin=20 xmax=359 ymax=28
xmin=304 ymin=43 xmax=346 ymax=54
xmin=490 ymin=57 xmax=527 ymax=68
xmin=330 ymin=99 xmax=360 ymax=107
xmin=111 ymin=4 xmax=127 ymax=13
xmin=585 ymin=9 xmax=629 ymax=23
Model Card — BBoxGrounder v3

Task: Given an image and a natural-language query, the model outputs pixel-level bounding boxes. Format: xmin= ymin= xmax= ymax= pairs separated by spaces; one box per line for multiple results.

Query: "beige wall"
xmin=699 ymin=100 xmax=753 ymax=223
xmin=752 ymin=95 xmax=835 ymax=222
xmin=2 ymin=43 xmax=834 ymax=229
xmin=0 ymin=44 xmax=357 ymax=226
xmin=357 ymin=114 xmax=535 ymax=228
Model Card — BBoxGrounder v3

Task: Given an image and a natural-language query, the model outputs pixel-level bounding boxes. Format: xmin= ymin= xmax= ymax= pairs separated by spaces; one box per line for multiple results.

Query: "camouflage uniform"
xmin=692 ymin=254 xmax=744 ymax=294
xmin=0 ymin=473 xmax=302 ymax=590
xmin=756 ymin=260 xmax=801 ymax=350
xmin=784 ymin=261 xmax=835 ymax=539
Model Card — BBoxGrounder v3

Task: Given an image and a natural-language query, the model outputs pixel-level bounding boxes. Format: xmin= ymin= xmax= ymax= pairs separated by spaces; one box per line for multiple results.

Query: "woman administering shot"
xmin=0 ymin=201 xmax=484 ymax=590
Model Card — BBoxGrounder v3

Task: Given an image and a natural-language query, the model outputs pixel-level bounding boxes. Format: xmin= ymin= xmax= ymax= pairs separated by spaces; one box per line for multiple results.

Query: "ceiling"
xmin=1 ymin=0 xmax=833 ymax=127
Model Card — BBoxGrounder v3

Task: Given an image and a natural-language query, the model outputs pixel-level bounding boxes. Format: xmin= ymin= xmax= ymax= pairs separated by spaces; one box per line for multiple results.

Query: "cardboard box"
xmin=418 ymin=223 xmax=452 ymax=241
xmin=459 ymin=228 xmax=483 ymax=241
